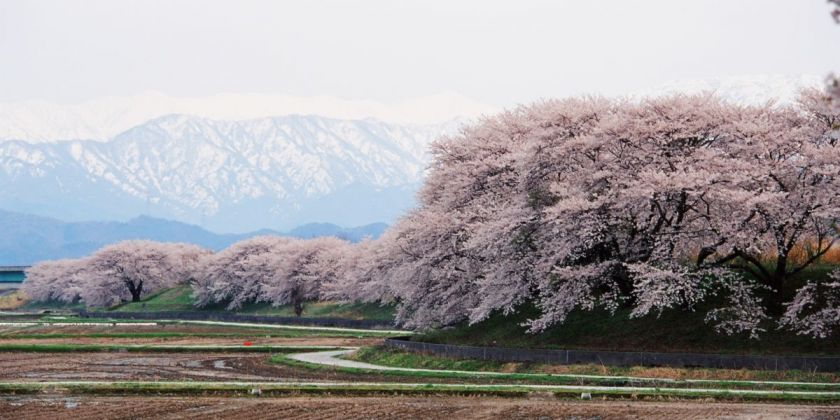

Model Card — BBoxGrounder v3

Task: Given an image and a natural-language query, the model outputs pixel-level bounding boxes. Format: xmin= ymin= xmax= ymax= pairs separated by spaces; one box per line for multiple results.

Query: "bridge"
xmin=0 ymin=266 xmax=29 ymax=283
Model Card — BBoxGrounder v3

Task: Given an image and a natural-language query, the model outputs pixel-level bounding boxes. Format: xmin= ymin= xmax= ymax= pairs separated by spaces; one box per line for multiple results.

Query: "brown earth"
xmin=0 ymin=324 xmax=384 ymax=346
xmin=1 ymin=396 xmax=838 ymax=419
xmin=0 ymin=337 xmax=380 ymax=346
xmin=0 ymin=352 xmax=374 ymax=382
xmin=0 ymin=352 xmax=504 ymax=384
xmin=0 ymin=323 xmax=384 ymax=336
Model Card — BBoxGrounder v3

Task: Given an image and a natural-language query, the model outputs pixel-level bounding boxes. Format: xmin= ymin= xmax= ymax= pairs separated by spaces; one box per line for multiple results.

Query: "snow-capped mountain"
xmin=0 ymin=114 xmax=455 ymax=232
xmin=0 ymin=92 xmax=495 ymax=142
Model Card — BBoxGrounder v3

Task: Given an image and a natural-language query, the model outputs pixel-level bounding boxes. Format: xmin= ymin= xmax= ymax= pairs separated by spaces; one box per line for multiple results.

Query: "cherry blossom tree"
xmin=23 ymin=241 xmax=209 ymax=307
xmin=193 ymin=236 xmax=349 ymax=315
xmin=698 ymin=97 xmax=840 ymax=307
xmin=780 ymin=269 xmax=840 ymax=338
xmin=79 ymin=241 xmax=209 ymax=307
xmin=193 ymin=236 xmax=292 ymax=310
xmin=258 ymin=237 xmax=349 ymax=316
xmin=22 ymin=258 xmax=89 ymax=304
xmin=365 ymin=92 xmax=840 ymax=337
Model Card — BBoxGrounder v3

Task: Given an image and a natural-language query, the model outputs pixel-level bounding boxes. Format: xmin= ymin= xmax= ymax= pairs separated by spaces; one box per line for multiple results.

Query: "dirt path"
xmin=0 ymin=395 xmax=837 ymax=419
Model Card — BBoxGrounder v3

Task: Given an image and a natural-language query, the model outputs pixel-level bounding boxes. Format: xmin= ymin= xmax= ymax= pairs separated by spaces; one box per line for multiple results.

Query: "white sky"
xmin=0 ymin=0 xmax=838 ymax=107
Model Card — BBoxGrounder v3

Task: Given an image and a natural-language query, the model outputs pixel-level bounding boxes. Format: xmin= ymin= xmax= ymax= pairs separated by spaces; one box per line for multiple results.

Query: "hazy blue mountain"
xmin=0 ymin=209 xmax=386 ymax=265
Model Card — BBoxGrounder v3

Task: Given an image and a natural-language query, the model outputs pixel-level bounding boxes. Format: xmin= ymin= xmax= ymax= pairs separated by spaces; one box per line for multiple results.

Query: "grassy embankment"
xmin=270 ymin=350 xmax=840 ymax=393
xmin=10 ymin=284 xmax=394 ymax=321
xmin=102 ymin=285 xmax=395 ymax=321
xmin=344 ymin=345 xmax=840 ymax=385
xmin=413 ymin=264 xmax=840 ymax=356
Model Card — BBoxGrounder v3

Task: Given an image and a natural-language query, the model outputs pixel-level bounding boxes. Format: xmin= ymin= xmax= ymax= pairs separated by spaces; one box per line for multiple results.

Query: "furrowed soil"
xmin=0 ymin=336 xmax=378 ymax=346
xmin=0 ymin=324 xmax=384 ymax=346
xmin=1 ymin=396 xmax=838 ymax=419
xmin=0 ymin=352 xmax=532 ymax=384
xmin=0 ymin=325 xmax=392 ymax=382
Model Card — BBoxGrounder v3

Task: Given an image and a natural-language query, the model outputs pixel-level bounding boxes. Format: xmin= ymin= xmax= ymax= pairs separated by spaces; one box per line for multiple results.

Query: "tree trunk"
xmin=127 ymin=281 xmax=143 ymax=302
xmin=294 ymin=299 xmax=304 ymax=317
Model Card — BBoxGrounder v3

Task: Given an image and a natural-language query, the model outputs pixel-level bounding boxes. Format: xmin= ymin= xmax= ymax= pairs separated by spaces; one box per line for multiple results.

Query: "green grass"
xmin=413 ymin=300 xmax=840 ymax=356
xmin=405 ymin=264 xmax=840 ymax=357
xmin=38 ymin=316 xmax=160 ymax=323
xmin=348 ymin=345 xmax=840 ymax=385
xmin=269 ymin=352 xmax=840 ymax=392
xmin=110 ymin=286 xmax=194 ymax=312
xmin=108 ymin=285 xmax=395 ymax=321
xmin=351 ymin=345 xmax=507 ymax=371
xmin=19 ymin=299 xmax=84 ymax=312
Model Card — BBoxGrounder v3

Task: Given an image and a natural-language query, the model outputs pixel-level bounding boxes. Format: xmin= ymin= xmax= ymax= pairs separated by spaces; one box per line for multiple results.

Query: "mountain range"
xmin=0 ymin=114 xmax=455 ymax=232
xmin=0 ymin=209 xmax=387 ymax=265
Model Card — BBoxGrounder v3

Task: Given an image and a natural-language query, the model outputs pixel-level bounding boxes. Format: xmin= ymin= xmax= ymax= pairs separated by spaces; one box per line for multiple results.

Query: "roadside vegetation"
xmin=346 ymin=346 xmax=840 ymax=385
xmin=412 ymin=293 xmax=840 ymax=356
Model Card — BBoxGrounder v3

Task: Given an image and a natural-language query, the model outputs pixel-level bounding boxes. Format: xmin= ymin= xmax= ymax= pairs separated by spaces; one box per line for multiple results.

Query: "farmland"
xmin=0 ymin=311 xmax=838 ymax=419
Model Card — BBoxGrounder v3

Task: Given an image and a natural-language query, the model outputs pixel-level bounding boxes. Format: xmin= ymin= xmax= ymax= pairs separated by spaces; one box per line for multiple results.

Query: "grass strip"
xmin=352 ymin=345 xmax=840 ymax=385
xmin=271 ymin=353 xmax=840 ymax=392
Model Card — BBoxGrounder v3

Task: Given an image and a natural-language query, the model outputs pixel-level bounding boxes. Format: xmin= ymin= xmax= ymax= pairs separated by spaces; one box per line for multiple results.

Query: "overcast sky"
xmin=0 ymin=0 xmax=837 ymax=106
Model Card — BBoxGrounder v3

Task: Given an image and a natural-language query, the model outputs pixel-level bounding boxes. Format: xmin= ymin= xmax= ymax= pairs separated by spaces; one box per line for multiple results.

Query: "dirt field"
xmin=0 ymin=396 xmax=837 ymax=419
xmin=0 ymin=336 xmax=379 ymax=346
xmin=0 ymin=324 xmax=384 ymax=346
xmin=0 ymin=352 xmax=368 ymax=382
xmin=0 ymin=352 xmax=501 ymax=384
xmin=3 ymin=323 xmax=840 ymax=418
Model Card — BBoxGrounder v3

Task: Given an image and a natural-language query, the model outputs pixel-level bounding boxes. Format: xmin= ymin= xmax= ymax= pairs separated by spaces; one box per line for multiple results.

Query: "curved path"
xmin=288 ymin=349 xmax=840 ymax=389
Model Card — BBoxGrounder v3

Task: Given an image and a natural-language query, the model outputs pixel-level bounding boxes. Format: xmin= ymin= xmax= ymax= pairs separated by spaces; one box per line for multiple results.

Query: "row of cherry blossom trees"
xmin=23 ymin=241 xmax=209 ymax=307
xmin=327 ymin=89 xmax=840 ymax=338
xmin=191 ymin=236 xmax=349 ymax=315
xmin=22 ymin=237 xmax=350 ymax=316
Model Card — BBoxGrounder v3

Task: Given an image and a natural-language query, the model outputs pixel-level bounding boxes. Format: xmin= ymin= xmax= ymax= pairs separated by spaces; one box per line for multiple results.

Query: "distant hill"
xmin=0 ymin=209 xmax=386 ymax=265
